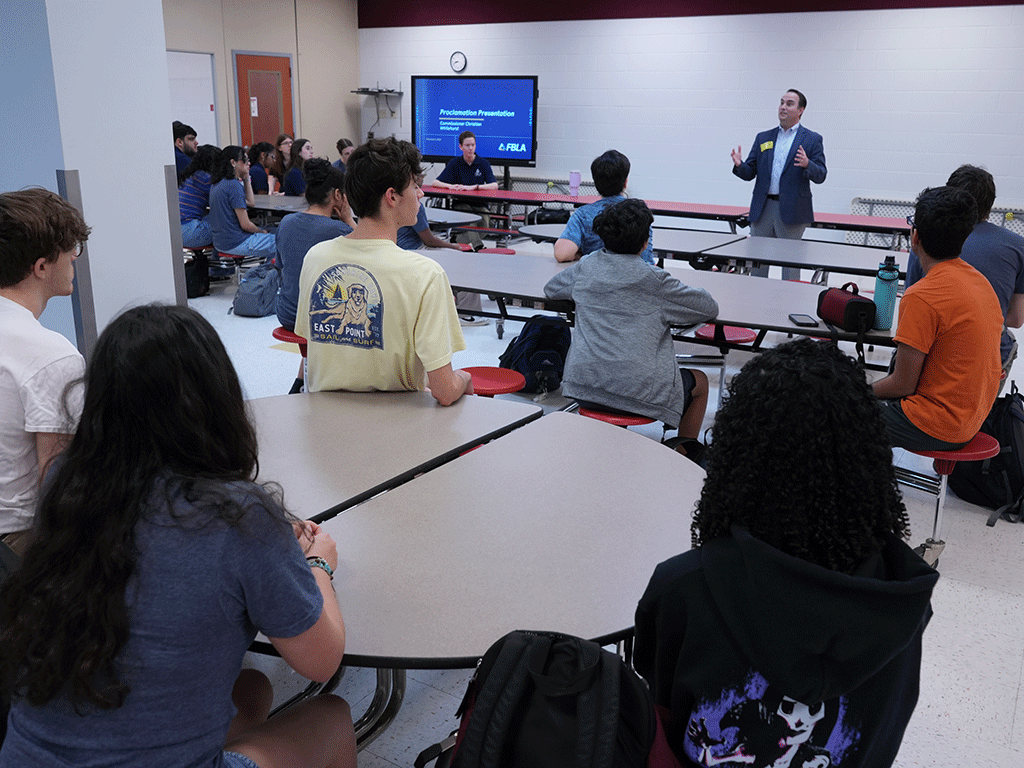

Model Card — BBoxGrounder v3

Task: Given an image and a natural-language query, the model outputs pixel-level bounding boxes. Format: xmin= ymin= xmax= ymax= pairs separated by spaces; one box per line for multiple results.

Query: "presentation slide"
xmin=412 ymin=76 xmax=537 ymax=167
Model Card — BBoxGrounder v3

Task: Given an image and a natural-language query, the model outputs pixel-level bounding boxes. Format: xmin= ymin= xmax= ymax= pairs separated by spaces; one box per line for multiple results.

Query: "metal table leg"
xmin=354 ymin=668 xmax=407 ymax=751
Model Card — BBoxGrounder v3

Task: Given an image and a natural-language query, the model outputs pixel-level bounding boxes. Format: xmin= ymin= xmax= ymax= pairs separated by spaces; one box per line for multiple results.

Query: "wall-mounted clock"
xmin=450 ymin=51 xmax=467 ymax=73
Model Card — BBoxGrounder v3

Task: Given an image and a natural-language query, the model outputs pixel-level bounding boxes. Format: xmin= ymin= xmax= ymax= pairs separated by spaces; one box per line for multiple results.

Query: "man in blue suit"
xmin=731 ymin=89 xmax=827 ymax=279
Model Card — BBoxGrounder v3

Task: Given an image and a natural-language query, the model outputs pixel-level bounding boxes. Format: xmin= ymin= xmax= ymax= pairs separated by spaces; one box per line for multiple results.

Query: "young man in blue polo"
xmin=554 ymin=149 xmax=655 ymax=266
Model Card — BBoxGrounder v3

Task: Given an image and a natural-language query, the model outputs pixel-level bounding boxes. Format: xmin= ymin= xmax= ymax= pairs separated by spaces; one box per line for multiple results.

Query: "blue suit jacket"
xmin=732 ymin=125 xmax=826 ymax=226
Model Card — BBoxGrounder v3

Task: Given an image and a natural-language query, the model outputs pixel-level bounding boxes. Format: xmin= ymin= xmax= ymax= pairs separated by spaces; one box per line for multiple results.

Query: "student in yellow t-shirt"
xmin=295 ymin=138 xmax=473 ymax=405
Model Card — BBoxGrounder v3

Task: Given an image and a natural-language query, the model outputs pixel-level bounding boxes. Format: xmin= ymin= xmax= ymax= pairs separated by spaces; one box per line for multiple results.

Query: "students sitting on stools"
xmin=872 ymin=186 xmax=1003 ymax=451
xmin=543 ymin=198 xmax=718 ymax=461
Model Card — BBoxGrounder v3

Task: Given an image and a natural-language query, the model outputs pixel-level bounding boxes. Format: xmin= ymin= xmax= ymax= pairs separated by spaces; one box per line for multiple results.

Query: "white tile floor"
xmin=193 ymin=248 xmax=1024 ymax=767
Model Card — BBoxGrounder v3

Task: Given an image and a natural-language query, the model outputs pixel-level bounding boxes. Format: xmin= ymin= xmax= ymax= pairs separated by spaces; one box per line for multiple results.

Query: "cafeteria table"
xmin=426 ymin=247 xmax=897 ymax=353
xmin=424 ymin=207 xmax=481 ymax=229
xmin=249 ymin=390 xmax=541 ymax=521
xmin=700 ymin=236 xmax=907 ymax=281
xmin=250 ymin=194 xmax=307 ymax=214
xmin=516 ymin=224 xmax=745 ymax=262
xmin=317 ymin=411 xmax=706 ymax=745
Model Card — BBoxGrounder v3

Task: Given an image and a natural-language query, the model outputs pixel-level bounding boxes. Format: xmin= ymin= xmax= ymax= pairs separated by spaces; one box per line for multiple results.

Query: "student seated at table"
xmin=554 ymin=149 xmax=655 ymax=265
xmin=276 ymin=158 xmax=356 ymax=393
xmin=208 ymin=145 xmax=276 ymax=261
xmin=296 ymin=137 xmax=473 ymax=406
xmin=905 ymin=164 xmax=1024 ymax=382
xmin=431 ymin=130 xmax=498 ymax=227
xmin=269 ymin=133 xmax=293 ymax=194
xmin=634 ymin=339 xmax=938 ymax=768
xmin=178 ymin=144 xmax=221 ymax=248
xmin=0 ymin=304 xmax=356 ymax=768
xmin=248 ymin=141 xmax=277 ymax=195
xmin=282 ymin=138 xmax=314 ymax=197
xmin=398 ymin=173 xmax=487 ymax=326
xmin=872 ymin=186 xmax=1002 ymax=451
xmin=397 ymin=173 xmax=470 ymax=253
xmin=543 ymin=198 xmax=717 ymax=459
xmin=333 ymin=137 xmax=354 ymax=170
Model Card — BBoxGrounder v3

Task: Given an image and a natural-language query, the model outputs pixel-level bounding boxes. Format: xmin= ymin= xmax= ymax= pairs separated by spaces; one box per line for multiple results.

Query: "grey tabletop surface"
xmin=701 ymin=235 xmax=905 ymax=278
xmin=321 ymin=411 xmax=704 ymax=667
xmin=249 ymin=390 xmax=541 ymax=521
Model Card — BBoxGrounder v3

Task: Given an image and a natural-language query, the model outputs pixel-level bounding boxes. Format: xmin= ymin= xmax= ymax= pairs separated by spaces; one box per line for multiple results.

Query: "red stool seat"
xmin=478 ymin=247 xmax=516 ymax=255
xmin=913 ymin=432 xmax=1000 ymax=475
xmin=694 ymin=324 xmax=757 ymax=344
xmin=272 ymin=326 xmax=308 ymax=357
xmin=463 ymin=366 xmax=526 ymax=397
xmin=577 ymin=407 xmax=654 ymax=428
xmin=898 ymin=432 xmax=1001 ymax=567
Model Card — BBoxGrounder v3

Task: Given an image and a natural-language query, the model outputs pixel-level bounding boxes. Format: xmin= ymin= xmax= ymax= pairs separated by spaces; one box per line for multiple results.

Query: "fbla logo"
xmin=498 ymin=142 xmax=526 ymax=152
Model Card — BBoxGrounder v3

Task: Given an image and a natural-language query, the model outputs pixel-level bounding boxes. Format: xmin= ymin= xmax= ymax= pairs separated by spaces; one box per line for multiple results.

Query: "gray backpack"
xmin=231 ymin=262 xmax=280 ymax=317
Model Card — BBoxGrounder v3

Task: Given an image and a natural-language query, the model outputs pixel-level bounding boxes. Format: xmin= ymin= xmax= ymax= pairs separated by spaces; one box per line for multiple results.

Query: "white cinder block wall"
xmin=358 ymin=6 xmax=1024 ymax=218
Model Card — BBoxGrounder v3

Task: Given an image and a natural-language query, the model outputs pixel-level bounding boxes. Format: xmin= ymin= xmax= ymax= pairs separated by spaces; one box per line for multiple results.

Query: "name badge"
xmin=760 ymin=141 xmax=774 ymax=152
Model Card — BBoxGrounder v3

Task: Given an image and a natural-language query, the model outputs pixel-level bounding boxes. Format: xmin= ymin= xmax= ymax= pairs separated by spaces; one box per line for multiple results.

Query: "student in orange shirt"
xmin=872 ymin=186 xmax=1003 ymax=450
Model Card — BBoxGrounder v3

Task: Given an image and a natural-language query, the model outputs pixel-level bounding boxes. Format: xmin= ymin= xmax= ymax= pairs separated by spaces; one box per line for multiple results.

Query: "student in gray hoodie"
xmin=544 ymin=198 xmax=719 ymax=458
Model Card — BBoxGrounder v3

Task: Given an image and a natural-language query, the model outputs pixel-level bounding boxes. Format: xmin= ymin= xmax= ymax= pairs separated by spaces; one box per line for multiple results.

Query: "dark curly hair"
xmin=593 ymin=198 xmax=653 ymax=255
xmin=0 ymin=305 xmax=290 ymax=710
xmin=691 ymin=339 xmax=909 ymax=573
xmin=302 ymin=157 xmax=345 ymax=206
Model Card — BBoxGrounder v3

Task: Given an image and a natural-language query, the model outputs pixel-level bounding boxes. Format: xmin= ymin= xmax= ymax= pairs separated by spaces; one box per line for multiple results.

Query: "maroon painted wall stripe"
xmin=358 ymin=1 xmax=1016 ymax=28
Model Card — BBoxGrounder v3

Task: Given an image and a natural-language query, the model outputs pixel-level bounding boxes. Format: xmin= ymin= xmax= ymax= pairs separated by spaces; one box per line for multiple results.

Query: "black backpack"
xmin=415 ymin=630 xmax=679 ymax=768
xmin=948 ymin=382 xmax=1024 ymax=526
xmin=184 ymin=248 xmax=210 ymax=299
xmin=498 ymin=316 xmax=571 ymax=394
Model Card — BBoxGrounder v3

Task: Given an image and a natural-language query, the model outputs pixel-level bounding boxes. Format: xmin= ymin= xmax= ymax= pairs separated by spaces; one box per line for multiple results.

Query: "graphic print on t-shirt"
xmin=685 ymin=670 xmax=861 ymax=767
xmin=308 ymin=263 xmax=384 ymax=350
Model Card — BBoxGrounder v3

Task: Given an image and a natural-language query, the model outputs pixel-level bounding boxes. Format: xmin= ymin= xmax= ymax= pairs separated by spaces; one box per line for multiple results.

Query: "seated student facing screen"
xmin=554 ymin=149 xmax=656 ymax=265
xmin=208 ymin=145 xmax=276 ymax=262
xmin=634 ymin=339 xmax=938 ymax=768
xmin=544 ymin=198 xmax=717 ymax=460
xmin=872 ymin=186 xmax=1003 ymax=451
xmin=276 ymin=158 xmax=356 ymax=394
xmin=178 ymin=144 xmax=221 ymax=249
xmin=295 ymin=137 xmax=473 ymax=406
xmin=248 ymin=142 xmax=278 ymax=195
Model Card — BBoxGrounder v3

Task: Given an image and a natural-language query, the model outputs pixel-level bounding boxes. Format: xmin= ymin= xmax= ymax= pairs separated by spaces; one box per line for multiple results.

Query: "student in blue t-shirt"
xmin=208 ymin=145 xmax=276 ymax=260
xmin=283 ymin=139 xmax=315 ymax=196
xmin=0 ymin=304 xmax=356 ymax=768
xmin=397 ymin=173 xmax=472 ymax=253
xmin=555 ymin=149 xmax=655 ymax=265
xmin=248 ymin=141 xmax=277 ymax=195
xmin=178 ymin=144 xmax=221 ymax=248
xmin=432 ymin=130 xmax=498 ymax=227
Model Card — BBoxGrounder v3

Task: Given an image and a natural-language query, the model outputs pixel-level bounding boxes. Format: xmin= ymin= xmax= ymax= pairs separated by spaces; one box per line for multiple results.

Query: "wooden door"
xmin=235 ymin=53 xmax=293 ymax=147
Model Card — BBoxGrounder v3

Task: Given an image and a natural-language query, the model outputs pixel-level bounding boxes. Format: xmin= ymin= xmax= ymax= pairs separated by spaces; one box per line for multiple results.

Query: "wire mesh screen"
xmin=852 ymin=196 xmax=1024 ymax=247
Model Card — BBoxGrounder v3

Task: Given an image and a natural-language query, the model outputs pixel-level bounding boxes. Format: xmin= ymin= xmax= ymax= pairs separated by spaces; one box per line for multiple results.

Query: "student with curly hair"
xmin=634 ymin=339 xmax=937 ymax=768
xmin=276 ymin=158 xmax=356 ymax=393
xmin=0 ymin=305 xmax=356 ymax=768
xmin=544 ymin=198 xmax=718 ymax=458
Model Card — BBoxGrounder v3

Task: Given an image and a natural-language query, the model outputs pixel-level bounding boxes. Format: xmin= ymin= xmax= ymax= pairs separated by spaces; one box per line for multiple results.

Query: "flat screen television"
xmin=411 ymin=75 xmax=538 ymax=168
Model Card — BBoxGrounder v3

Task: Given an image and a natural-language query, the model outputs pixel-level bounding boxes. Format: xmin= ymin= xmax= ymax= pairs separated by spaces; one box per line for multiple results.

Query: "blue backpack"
xmin=231 ymin=261 xmax=280 ymax=318
xmin=498 ymin=316 xmax=571 ymax=394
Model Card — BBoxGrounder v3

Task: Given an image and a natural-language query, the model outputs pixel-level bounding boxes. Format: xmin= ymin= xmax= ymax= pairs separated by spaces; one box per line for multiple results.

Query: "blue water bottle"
xmin=873 ymin=254 xmax=899 ymax=331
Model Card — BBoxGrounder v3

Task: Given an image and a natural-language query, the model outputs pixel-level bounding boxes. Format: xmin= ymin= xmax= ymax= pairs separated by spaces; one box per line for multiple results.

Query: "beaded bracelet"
xmin=306 ymin=555 xmax=334 ymax=580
